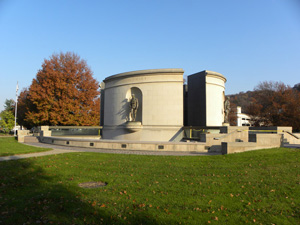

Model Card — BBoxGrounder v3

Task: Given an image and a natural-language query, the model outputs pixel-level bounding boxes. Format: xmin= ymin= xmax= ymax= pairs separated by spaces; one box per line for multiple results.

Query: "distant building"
xmin=236 ymin=106 xmax=251 ymax=126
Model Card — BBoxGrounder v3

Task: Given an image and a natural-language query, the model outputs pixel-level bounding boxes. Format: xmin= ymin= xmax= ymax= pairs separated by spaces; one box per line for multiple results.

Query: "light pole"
xmin=14 ymin=81 xmax=19 ymax=136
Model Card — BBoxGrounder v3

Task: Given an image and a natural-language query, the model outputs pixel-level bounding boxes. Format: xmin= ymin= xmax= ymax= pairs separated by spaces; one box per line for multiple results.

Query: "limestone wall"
xmin=102 ymin=69 xmax=184 ymax=141
xmin=17 ymin=130 xmax=30 ymax=143
xmin=222 ymin=134 xmax=283 ymax=154
xmin=187 ymin=70 xmax=226 ymax=126
xmin=41 ymin=136 xmax=207 ymax=152
xmin=249 ymin=126 xmax=300 ymax=144
xmin=206 ymin=73 xmax=226 ymax=126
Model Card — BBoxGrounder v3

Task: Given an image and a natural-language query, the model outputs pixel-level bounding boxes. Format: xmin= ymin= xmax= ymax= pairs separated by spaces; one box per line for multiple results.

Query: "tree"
xmin=0 ymin=110 xmax=15 ymax=133
xmin=293 ymin=83 xmax=300 ymax=92
xmin=4 ymin=99 xmax=15 ymax=112
xmin=246 ymin=81 xmax=300 ymax=131
xmin=228 ymin=100 xmax=237 ymax=126
xmin=0 ymin=99 xmax=16 ymax=133
xmin=17 ymin=88 xmax=33 ymax=128
xmin=24 ymin=52 xmax=100 ymax=127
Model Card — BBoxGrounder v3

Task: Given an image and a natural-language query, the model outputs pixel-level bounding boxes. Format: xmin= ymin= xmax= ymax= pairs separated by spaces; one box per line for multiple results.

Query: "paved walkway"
xmin=2 ymin=142 xmax=298 ymax=162
xmin=0 ymin=142 xmax=219 ymax=162
xmin=0 ymin=149 xmax=78 ymax=162
xmin=284 ymin=144 xmax=300 ymax=149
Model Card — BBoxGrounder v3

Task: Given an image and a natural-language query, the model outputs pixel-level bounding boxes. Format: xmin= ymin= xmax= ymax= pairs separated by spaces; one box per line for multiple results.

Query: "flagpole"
xmin=14 ymin=82 xmax=19 ymax=136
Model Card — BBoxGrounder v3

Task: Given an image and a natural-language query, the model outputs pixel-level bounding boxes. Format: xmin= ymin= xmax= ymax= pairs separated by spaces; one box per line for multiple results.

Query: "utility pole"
xmin=14 ymin=81 xmax=19 ymax=136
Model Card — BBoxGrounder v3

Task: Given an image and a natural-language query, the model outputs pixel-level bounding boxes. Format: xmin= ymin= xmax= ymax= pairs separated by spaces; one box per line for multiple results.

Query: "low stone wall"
xmin=249 ymin=126 xmax=292 ymax=133
xmin=255 ymin=134 xmax=283 ymax=147
xmin=222 ymin=134 xmax=283 ymax=154
xmin=221 ymin=127 xmax=249 ymax=141
xmin=283 ymin=132 xmax=300 ymax=144
xmin=23 ymin=126 xmax=295 ymax=154
xmin=40 ymin=130 xmax=52 ymax=137
xmin=40 ymin=136 xmax=207 ymax=152
xmin=199 ymin=127 xmax=249 ymax=152
xmin=221 ymin=142 xmax=257 ymax=154
xmin=17 ymin=130 xmax=30 ymax=143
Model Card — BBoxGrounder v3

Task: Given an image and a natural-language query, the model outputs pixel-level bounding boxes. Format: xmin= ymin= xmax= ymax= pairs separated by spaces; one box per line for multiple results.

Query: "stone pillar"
xmin=40 ymin=130 xmax=52 ymax=137
xmin=17 ymin=130 xmax=30 ymax=142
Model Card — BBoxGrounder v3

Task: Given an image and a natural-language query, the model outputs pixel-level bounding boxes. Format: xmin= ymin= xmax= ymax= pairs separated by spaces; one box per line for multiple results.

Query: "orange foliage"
xmin=23 ymin=52 xmax=100 ymax=127
xmin=246 ymin=81 xmax=300 ymax=131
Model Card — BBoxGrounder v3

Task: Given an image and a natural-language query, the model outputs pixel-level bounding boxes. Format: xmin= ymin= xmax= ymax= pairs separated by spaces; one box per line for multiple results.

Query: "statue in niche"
xmin=129 ymin=94 xmax=139 ymax=122
xmin=224 ymin=96 xmax=230 ymax=123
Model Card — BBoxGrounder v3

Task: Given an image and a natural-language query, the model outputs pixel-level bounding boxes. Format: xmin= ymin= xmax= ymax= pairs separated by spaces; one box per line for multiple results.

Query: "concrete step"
xmin=24 ymin=136 xmax=40 ymax=143
xmin=283 ymin=138 xmax=290 ymax=144
xmin=207 ymin=145 xmax=222 ymax=153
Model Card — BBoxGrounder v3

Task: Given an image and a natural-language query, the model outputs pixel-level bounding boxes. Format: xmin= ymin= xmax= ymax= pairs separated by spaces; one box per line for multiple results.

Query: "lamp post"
xmin=14 ymin=81 xmax=19 ymax=136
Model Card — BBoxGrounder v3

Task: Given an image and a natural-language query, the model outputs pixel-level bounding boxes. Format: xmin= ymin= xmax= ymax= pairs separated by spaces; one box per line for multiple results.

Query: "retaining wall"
xmin=222 ymin=134 xmax=283 ymax=154
xmin=40 ymin=136 xmax=207 ymax=152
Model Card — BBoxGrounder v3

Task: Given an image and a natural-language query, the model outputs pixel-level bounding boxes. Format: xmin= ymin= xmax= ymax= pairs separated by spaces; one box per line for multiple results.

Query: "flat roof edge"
xmin=188 ymin=70 xmax=226 ymax=82
xmin=104 ymin=68 xmax=184 ymax=82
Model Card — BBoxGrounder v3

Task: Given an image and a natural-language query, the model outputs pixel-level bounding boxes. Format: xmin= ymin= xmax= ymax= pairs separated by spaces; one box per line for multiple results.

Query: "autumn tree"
xmin=246 ymin=81 xmax=300 ymax=131
xmin=228 ymin=100 xmax=237 ymax=126
xmin=293 ymin=83 xmax=300 ymax=92
xmin=17 ymin=88 xmax=34 ymax=128
xmin=24 ymin=52 xmax=100 ymax=127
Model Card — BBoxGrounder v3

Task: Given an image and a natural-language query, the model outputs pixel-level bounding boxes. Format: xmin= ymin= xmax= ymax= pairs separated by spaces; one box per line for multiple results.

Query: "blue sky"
xmin=1 ymin=0 xmax=300 ymax=111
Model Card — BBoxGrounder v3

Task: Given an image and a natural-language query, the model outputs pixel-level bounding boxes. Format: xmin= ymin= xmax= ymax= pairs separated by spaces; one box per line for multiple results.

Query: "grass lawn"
xmin=0 ymin=142 xmax=299 ymax=224
xmin=0 ymin=137 xmax=51 ymax=156
xmin=0 ymin=133 xmax=13 ymax=136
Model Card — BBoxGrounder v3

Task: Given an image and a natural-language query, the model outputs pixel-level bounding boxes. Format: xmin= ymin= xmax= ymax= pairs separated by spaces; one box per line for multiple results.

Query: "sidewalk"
xmin=284 ymin=144 xmax=300 ymax=149
xmin=0 ymin=142 xmax=219 ymax=162
xmin=0 ymin=149 xmax=79 ymax=162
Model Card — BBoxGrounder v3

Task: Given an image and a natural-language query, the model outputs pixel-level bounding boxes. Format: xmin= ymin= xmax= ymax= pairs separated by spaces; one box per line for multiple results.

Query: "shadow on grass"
xmin=0 ymin=159 xmax=161 ymax=225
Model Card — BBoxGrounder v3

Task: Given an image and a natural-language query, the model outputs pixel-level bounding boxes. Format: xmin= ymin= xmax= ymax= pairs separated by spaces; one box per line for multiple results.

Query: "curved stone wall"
xmin=102 ymin=69 xmax=184 ymax=141
xmin=187 ymin=70 xmax=226 ymax=126
xmin=205 ymin=71 xmax=227 ymax=126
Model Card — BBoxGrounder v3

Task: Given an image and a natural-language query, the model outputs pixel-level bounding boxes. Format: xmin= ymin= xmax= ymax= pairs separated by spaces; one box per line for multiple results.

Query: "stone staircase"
xmin=24 ymin=136 xmax=40 ymax=143
xmin=283 ymin=138 xmax=289 ymax=145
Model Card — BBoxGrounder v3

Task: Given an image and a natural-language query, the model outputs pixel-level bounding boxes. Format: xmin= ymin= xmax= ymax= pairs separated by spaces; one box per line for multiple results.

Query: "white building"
xmin=236 ymin=106 xmax=251 ymax=126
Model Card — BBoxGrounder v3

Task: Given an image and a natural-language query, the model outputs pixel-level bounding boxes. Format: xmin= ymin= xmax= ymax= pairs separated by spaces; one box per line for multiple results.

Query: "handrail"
xmin=249 ymin=130 xmax=299 ymax=139
xmin=249 ymin=130 xmax=284 ymax=133
xmin=213 ymin=129 xmax=246 ymax=140
xmin=49 ymin=126 xmax=103 ymax=129
xmin=284 ymin=131 xmax=300 ymax=139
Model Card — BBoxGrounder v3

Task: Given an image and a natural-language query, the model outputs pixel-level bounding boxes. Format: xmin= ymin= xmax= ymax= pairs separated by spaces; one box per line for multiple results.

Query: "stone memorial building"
xmin=100 ymin=68 xmax=227 ymax=141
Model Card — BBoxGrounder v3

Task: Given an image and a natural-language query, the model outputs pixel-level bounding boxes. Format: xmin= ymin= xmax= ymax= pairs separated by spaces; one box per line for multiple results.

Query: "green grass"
xmin=0 ymin=142 xmax=299 ymax=224
xmin=0 ymin=137 xmax=51 ymax=156
xmin=0 ymin=133 xmax=13 ymax=136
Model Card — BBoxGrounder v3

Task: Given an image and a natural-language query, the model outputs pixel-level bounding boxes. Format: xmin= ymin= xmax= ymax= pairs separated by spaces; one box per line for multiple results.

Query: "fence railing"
xmin=48 ymin=126 xmax=102 ymax=136
xmin=182 ymin=126 xmax=221 ymax=139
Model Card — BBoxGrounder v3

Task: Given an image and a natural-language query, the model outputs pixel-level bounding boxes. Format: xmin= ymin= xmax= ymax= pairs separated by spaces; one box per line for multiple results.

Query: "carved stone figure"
xmin=129 ymin=94 xmax=139 ymax=121
xmin=224 ymin=96 xmax=230 ymax=123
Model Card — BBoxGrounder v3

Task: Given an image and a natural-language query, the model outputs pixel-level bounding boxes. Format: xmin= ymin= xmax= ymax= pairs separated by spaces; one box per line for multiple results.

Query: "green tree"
xmin=0 ymin=110 xmax=15 ymax=133
xmin=4 ymin=99 xmax=15 ymax=112
xmin=24 ymin=52 xmax=100 ymax=126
